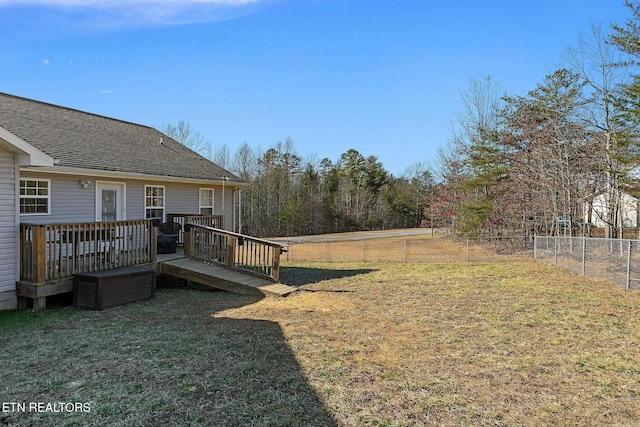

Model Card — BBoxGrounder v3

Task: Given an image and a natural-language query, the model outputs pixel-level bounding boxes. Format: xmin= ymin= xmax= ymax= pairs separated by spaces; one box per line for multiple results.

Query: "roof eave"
xmin=19 ymin=165 xmax=248 ymax=187
xmin=0 ymin=126 xmax=55 ymax=167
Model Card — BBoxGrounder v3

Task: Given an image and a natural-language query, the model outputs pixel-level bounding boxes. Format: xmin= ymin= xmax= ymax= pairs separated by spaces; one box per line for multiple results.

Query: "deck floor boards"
xmin=159 ymin=257 xmax=296 ymax=297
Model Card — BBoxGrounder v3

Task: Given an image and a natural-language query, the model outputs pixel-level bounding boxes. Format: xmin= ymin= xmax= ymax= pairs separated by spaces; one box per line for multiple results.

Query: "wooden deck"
xmin=158 ymin=256 xmax=296 ymax=297
xmin=17 ymin=253 xmax=295 ymax=309
xmin=18 ymin=221 xmax=292 ymax=309
xmin=17 ymin=277 xmax=74 ymax=310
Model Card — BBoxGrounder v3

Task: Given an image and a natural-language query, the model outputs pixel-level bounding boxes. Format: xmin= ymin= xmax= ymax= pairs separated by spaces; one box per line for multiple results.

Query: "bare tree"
xmin=160 ymin=120 xmax=211 ymax=157
xmin=504 ymin=69 xmax=590 ymax=237
xmin=213 ymin=143 xmax=231 ymax=171
xmin=231 ymin=142 xmax=257 ymax=181
xmin=568 ymin=24 xmax=637 ymax=238
xmin=402 ymin=161 xmax=434 ymax=227
xmin=450 ymin=75 xmax=508 ymax=236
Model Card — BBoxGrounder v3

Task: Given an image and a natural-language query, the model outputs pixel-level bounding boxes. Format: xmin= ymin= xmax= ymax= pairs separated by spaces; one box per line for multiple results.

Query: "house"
xmin=0 ymin=92 xmax=247 ymax=310
xmin=584 ymin=189 xmax=640 ymax=229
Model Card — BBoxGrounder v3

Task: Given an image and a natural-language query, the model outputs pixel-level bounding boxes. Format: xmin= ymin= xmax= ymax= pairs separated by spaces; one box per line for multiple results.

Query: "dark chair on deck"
xmin=157 ymin=222 xmax=181 ymax=254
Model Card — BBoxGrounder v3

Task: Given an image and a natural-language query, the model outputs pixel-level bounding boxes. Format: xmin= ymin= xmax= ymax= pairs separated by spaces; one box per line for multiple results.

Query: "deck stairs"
xmin=158 ymin=255 xmax=296 ymax=297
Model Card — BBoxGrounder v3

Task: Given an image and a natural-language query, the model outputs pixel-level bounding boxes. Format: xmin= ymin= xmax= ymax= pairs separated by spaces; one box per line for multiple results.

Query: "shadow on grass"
xmin=0 ymin=285 xmax=338 ymax=427
xmin=280 ymin=266 xmax=377 ymax=287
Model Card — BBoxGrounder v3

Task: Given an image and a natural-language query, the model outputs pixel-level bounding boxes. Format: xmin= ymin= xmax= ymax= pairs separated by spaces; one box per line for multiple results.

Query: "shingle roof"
xmin=0 ymin=92 xmax=242 ymax=183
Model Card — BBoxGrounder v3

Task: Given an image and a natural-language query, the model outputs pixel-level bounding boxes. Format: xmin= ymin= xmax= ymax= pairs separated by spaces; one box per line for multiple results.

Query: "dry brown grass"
xmin=4 ymin=240 xmax=640 ymax=426
xmin=223 ymin=261 xmax=640 ymax=426
xmin=285 ymin=235 xmax=531 ymax=263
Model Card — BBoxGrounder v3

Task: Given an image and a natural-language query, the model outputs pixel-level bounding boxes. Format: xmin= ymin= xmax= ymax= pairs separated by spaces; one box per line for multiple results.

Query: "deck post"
xmin=272 ymin=248 xmax=281 ymax=282
xmin=33 ymin=225 xmax=47 ymax=283
xmin=33 ymin=297 xmax=47 ymax=310
xmin=227 ymin=236 xmax=235 ymax=269
xmin=150 ymin=222 xmax=158 ymax=262
xmin=184 ymin=224 xmax=192 ymax=257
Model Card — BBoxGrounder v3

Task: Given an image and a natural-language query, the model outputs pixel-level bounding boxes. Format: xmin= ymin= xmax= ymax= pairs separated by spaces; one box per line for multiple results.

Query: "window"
xmin=145 ymin=185 xmax=165 ymax=220
xmin=20 ymin=179 xmax=50 ymax=215
xmin=199 ymin=189 xmax=214 ymax=215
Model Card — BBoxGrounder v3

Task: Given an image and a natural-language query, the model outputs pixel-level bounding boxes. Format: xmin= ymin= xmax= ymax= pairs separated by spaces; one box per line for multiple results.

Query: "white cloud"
xmin=42 ymin=59 xmax=50 ymax=65
xmin=0 ymin=0 xmax=276 ymax=27
xmin=0 ymin=0 xmax=264 ymax=5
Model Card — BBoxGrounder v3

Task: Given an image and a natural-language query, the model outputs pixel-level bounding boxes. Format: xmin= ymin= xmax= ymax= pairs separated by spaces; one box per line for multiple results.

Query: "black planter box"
xmin=74 ymin=266 xmax=156 ymax=310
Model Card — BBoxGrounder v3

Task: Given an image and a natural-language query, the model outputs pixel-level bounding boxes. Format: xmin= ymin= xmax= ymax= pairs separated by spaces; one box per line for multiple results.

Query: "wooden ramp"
xmin=159 ymin=257 xmax=296 ymax=297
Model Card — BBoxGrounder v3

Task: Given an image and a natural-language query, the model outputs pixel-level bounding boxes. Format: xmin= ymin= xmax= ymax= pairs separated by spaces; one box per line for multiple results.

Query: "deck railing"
xmin=20 ymin=220 xmax=157 ymax=282
xmin=184 ymin=223 xmax=284 ymax=282
xmin=166 ymin=214 xmax=224 ymax=246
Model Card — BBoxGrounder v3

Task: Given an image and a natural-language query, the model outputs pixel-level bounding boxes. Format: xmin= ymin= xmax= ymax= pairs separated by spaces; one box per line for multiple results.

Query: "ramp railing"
xmin=183 ymin=224 xmax=285 ymax=282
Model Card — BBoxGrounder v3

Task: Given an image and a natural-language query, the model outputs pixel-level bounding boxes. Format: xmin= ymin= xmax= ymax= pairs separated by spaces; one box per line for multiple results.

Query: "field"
xmin=282 ymin=234 xmax=532 ymax=264
xmin=2 ymin=237 xmax=640 ymax=426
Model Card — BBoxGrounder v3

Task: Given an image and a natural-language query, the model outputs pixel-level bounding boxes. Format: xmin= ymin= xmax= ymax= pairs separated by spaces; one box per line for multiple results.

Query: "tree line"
xmin=230 ymin=139 xmax=434 ymax=237
xmin=159 ymin=123 xmax=435 ymax=236
xmin=435 ymin=4 xmax=640 ymax=239
xmin=163 ymin=1 xmax=640 ymax=238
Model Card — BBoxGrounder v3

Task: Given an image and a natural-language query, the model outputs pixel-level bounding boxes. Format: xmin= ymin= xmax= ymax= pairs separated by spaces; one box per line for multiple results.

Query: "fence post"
xmin=533 ymin=236 xmax=537 ymax=259
xmin=404 ymin=239 xmax=407 ymax=263
xmin=362 ymin=240 xmax=365 ymax=263
xmin=466 ymin=237 xmax=470 ymax=263
xmin=582 ymin=237 xmax=586 ymax=276
xmin=626 ymin=240 xmax=632 ymax=291
xmin=554 ymin=237 xmax=558 ymax=266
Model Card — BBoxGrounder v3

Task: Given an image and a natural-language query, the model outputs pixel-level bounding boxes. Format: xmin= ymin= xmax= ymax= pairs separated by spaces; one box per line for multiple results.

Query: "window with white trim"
xmin=199 ymin=188 xmax=214 ymax=215
xmin=145 ymin=185 xmax=165 ymax=220
xmin=20 ymin=179 xmax=50 ymax=215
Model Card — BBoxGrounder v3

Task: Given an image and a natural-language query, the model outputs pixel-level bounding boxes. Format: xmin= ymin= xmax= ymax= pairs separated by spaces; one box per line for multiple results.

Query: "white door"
xmin=96 ymin=183 xmax=125 ymax=221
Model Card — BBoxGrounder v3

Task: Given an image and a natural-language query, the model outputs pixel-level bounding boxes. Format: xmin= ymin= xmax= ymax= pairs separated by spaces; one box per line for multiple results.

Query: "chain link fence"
xmin=282 ymin=234 xmax=640 ymax=291
xmin=283 ymin=236 xmax=534 ymax=264
xmin=534 ymin=236 xmax=640 ymax=290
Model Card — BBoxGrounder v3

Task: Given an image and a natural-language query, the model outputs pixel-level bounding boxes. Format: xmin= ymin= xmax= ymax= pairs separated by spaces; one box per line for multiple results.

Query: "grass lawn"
xmin=2 ymin=261 xmax=640 ymax=426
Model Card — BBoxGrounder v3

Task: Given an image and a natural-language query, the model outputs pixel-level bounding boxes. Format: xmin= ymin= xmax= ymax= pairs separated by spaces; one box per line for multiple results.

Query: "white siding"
xmin=588 ymin=193 xmax=640 ymax=229
xmin=19 ymin=173 xmax=96 ymax=224
xmin=125 ymin=183 xmax=145 ymax=220
xmin=0 ymin=148 xmax=17 ymax=293
xmin=220 ymin=187 xmax=234 ymax=230
xmin=165 ymin=183 xmax=199 ymax=219
xmin=20 ymin=174 xmax=235 ymax=229
xmin=154 ymin=183 xmax=234 ymax=230
xmin=142 ymin=182 xmax=234 ymax=229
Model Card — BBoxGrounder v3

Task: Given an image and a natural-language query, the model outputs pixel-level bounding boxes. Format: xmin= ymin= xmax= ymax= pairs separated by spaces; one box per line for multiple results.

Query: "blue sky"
xmin=0 ymin=0 xmax=633 ymax=176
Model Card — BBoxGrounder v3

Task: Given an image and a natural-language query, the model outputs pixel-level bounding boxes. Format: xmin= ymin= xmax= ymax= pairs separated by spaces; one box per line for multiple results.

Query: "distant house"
xmin=584 ymin=189 xmax=640 ymax=229
xmin=0 ymin=93 xmax=244 ymax=310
